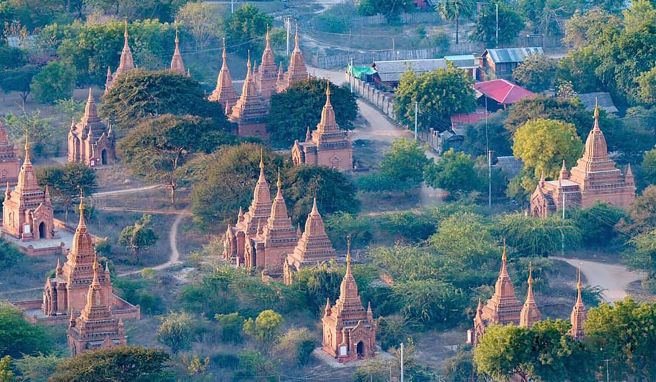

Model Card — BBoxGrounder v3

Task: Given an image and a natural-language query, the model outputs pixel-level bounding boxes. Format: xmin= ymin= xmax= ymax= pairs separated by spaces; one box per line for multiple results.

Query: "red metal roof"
xmin=474 ymin=79 xmax=535 ymax=105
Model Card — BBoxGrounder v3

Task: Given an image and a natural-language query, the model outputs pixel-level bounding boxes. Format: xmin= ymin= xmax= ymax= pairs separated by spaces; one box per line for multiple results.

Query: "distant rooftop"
xmin=474 ymin=79 xmax=536 ymax=105
xmin=483 ymin=47 xmax=543 ymax=64
xmin=373 ymin=59 xmax=447 ymax=82
xmin=578 ymin=92 xmax=618 ymax=113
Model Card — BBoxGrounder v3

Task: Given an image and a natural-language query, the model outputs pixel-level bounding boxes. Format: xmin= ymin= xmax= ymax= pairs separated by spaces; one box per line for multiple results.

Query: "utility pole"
xmin=605 ymin=359 xmax=610 ymax=382
xmin=495 ymin=3 xmax=499 ymax=47
xmin=392 ymin=37 xmax=395 ymax=60
xmin=414 ymin=101 xmax=418 ymax=141
xmin=349 ymin=57 xmax=354 ymax=93
xmin=400 ymin=343 xmax=404 ymax=382
xmin=485 ymin=96 xmax=491 ymax=210
xmin=231 ymin=0 xmax=234 ymax=14
xmin=286 ymin=17 xmax=290 ymax=56
xmin=561 ymin=191 xmax=566 ymax=257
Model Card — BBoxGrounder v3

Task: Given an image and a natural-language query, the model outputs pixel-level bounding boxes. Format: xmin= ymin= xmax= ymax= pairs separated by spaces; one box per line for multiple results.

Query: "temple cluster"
xmin=470 ymin=243 xmax=586 ymax=345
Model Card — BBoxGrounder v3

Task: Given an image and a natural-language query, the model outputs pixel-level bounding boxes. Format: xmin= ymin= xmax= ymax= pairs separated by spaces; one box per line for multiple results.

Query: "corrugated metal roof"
xmin=444 ymin=54 xmax=477 ymax=67
xmin=484 ymin=47 xmax=543 ymax=64
xmin=373 ymin=59 xmax=446 ymax=82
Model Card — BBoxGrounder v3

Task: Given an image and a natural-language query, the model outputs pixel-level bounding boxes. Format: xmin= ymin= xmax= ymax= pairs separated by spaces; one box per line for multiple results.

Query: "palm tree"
xmin=435 ymin=0 xmax=476 ymax=45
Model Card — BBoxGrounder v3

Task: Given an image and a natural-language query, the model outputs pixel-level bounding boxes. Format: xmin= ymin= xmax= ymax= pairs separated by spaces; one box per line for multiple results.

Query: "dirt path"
xmin=552 ymin=257 xmax=645 ymax=302
xmin=119 ymin=213 xmax=185 ymax=276
xmin=93 ymin=184 xmax=163 ymax=197
xmin=95 ymin=207 xmax=192 ymax=216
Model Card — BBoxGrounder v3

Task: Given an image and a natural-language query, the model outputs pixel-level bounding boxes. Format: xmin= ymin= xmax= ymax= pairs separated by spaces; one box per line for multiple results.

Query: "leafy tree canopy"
xmin=100 ymin=70 xmax=225 ymax=132
xmin=48 ymin=346 xmax=174 ymax=382
xmin=0 ymin=303 xmax=52 ymax=358
xmin=267 ymin=79 xmax=357 ymax=147
xmin=424 ymin=148 xmax=480 ymax=196
xmin=223 ymin=5 xmax=273 ymax=56
xmin=473 ymin=1 xmax=525 ymax=47
xmin=394 ymin=65 xmax=475 ymax=133
xmin=357 ymin=0 xmax=414 ymax=23
xmin=30 ymin=61 xmax=76 ymax=104
xmin=512 ymin=54 xmax=558 ymax=92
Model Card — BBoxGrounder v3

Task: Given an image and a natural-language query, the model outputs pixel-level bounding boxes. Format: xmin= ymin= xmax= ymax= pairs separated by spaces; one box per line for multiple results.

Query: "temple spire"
xmin=569 ymin=267 xmax=587 ymax=339
xmin=116 ymin=19 xmax=135 ymax=74
xmin=593 ymin=97 xmax=600 ymax=131
xmin=345 ymin=235 xmax=352 ymax=276
xmin=519 ymin=262 xmax=541 ymax=328
xmin=77 ymin=196 xmax=87 ymax=231
xmin=170 ymin=25 xmax=186 ymax=74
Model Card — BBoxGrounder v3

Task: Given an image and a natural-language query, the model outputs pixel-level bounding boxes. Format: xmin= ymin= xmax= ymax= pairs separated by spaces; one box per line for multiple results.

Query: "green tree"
xmin=290 ymin=265 xmax=344 ymax=314
xmin=233 ymin=350 xmax=279 ymax=382
xmin=625 ymin=185 xmax=656 ymax=234
xmin=54 ymin=97 xmax=85 ymax=122
xmin=558 ymin=47 xmax=605 ymax=94
xmin=473 ymin=1 xmax=525 ymax=47
xmin=4 ymin=110 xmax=61 ymax=158
xmin=0 ymin=46 xmax=26 ymax=70
xmin=563 ymin=9 xmax=622 ymax=49
xmin=49 ymin=346 xmax=174 ymax=382
xmin=637 ymin=66 xmax=656 ymax=104
xmin=190 ymin=143 xmax=284 ymax=228
xmin=497 ymin=213 xmax=582 ymax=256
xmin=424 ymin=148 xmax=480 ymax=196
xmin=118 ymin=114 xmax=234 ymax=205
xmin=512 ymin=54 xmax=558 ymax=92
xmin=283 ymin=165 xmax=360 ymax=224
xmin=118 ymin=215 xmax=158 ymax=263
xmin=584 ymin=299 xmax=656 ymax=381
xmin=435 ymin=0 xmax=475 ymax=45
xmin=395 ymin=66 xmax=475 ymax=133
xmin=626 ymin=229 xmax=656 ymax=283
xmin=214 ymin=312 xmax=244 ymax=344
xmin=175 ymin=3 xmax=222 ymax=50
xmin=100 ymin=70 xmax=224 ymax=132
xmin=13 ymin=353 xmax=62 ymax=382
xmin=157 ymin=311 xmax=195 ymax=354
xmin=358 ymin=0 xmax=413 ymax=23
xmin=0 ymin=356 xmax=14 ymax=382
xmin=272 ymin=328 xmax=316 ymax=367
xmin=223 ymin=5 xmax=273 ymax=56
xmin=0 ymin=303 xmax=52 ymax=358
xmin=474 ymin=320 xmax=595 ymax=382
xmin=512 ymin=118 xmax=583 ymax=179
xmin=30 ymin=61 xmax=76 ymax=104
xmin=643 ymin=148 xmax=656 ymax=185
xmin=36 ymin=163 xmax=97 ymax=222
xmin=267 ymin=79 xmax=357 ymax=147
xmin=0 ymin=65 xmax=38 ymax=106
xmin=83 ymin=0 xmax=184 ymax=22
xmin=571 ymin=203 xmax=626 ymax=248
xmin=243 ymin=310 xmax=284 ymax=351
xmin=382 ymin=138 xmax=431 ymax=187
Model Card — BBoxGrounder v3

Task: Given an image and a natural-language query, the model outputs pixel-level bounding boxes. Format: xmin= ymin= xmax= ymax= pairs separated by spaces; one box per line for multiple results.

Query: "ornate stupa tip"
xmin=311 ymin=197 xmax=318 ymax=215
xmin=345 ymin=234 xmax=352 ymax=274
xmin=276 ymin=168 xmax=282 ymax=190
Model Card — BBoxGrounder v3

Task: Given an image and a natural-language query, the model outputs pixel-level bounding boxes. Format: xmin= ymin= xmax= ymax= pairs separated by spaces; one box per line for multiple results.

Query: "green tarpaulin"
xmin=347 ymin=65 xmax=376 ymax=79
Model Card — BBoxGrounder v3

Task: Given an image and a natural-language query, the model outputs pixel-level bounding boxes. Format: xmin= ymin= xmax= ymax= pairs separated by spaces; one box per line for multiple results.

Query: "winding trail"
xmin=552 ymin=257 xmax=645 ymax=302
xmin=118 ymin=213 xmax=185 ymax=277
xmin=93 ymin=184 xmax=163 ymax=197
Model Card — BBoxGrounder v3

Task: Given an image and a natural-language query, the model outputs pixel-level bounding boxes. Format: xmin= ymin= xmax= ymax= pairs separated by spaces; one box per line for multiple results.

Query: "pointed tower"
xmin=104 ymin=66 xmax=113 ymax=95
xmin=287 ymin=198 xmax=337 ymax=270
xmin=285 ymin=26 xmax=308 ymax=87
xmin=170 ymin=27 xmax=186 ymax=75
xmin=67 ymin=256 xmax=127 ymax=355
xmin=229 ymin=52 xmax=270 ymax=138
xmin=0 ymin=120 xmax=20 ymax=186
xmin=519 ymin=263 xmax=541 ymax=328
xmin=471 ymin=298 xmax=486 ymax=345
xmin=569 ymin=268 xmax=587 ymax=339
xmin=481 ymin=241 xmax=522 ymax=325
xmin=68 ymin=89 xmax=115 ymax=167
xmin=291 ymin=81 xmax=353 ymax=171
xmin=256 ymin=27 xmax=279 ymax=100
xmin=115 ymin=20 xmax=135 ymax=76
xmin=209 ymin=38 xmax=239 ymax=114
xmin=321 ymin=239 xmax=376 ymax=363
xmin=2 ymin=137 xmax=54 ymax=241
xmin=259 ymin=170 xmax=297 ymax=268
xmin=529 ymin=99 xmax=637 ymax=218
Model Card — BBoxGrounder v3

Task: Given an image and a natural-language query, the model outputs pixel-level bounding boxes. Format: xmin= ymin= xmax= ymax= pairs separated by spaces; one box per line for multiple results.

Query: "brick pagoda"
xmin=278 ymin=27 xmax=308 ymax=91
xmin=530 ymin=103 xmax=635 ymax=218
xmin=68 ymin=89 xmax=116 ymax=166
xmin=170 ymin=28 xmax=186 ymax=75
xmin=208 ymin=39 xmax=239 ymax=115
xmin=0 ymin=121 xmax=20 ymax=186
xmin=43 ymin=199 xmax=139 ymax=322
xmin=228 ymin=54 xmax=269 ymax=138
xmin=519 ymin=264 xmax=541 ymax=328
xmin=2 ymin=140 xmax=54 ymax=241
xmin=292 ymin=82 xmax=353 ymax=171
xmin=67 ymin=256 xmax=127 ymax=355
xmin=321 ymin=244 xmax=376 ymax=363
xmin=255 ymin=29 xmax=279 ymax=100
xmin=569 ymin=268 xmax=587 ymax=339
xmin=105 ymin=21 xmax=135 ymax=93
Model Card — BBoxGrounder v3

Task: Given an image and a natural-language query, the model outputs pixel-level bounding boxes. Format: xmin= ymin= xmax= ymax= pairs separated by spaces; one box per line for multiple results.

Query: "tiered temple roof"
xmin=530 ymin=102 xmax=635 ymax=217
xmin=256 ymin=29 xmax=279 ymax=100
xmin=208 ymin=39 xmax=239 ymax=114
xmin=519 ymin=264 xmax=541 ymax=328
xmin=321 ymin=243 xmax=376 ymax=362
xmin=2 ymin=139 xmax=54 ymax=241
xmin=569 ymin=268 xmax=587 ymax=339
xmin=480 ymin=243 xmax=522 ymax=325
xmin=229 ymin=53 xmax=269 ymax=135
xmin=262 ymin=172 xmax=297 ymax=249
xmin=170 ymin=28 xmax=186 ymax=75
xmin=67 ymin=256 xmax=126 ymax=355
xmin=105 ymin=21 xmax=135 ymax=93
xmin=68 ymin=89 xmax=115 ymax=166
xmin=287 ymin=198 xmax=337 ymax=270
xmin=285 ymin=27 xmax=308 ymax=86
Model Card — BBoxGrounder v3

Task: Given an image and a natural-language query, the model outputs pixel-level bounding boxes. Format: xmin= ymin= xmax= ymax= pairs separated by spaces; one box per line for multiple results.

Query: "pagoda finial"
xmin=294 ymin=24 xmax=299 ymax=49
xmin=4 ymin=181 xmax=9 ymax=197
xmin=259 ymin=147 xmax=264 ymax=172
xmin=247 ymin=50 xmax=251 ymax=70
xmin=222 ymin=37 xmax=227 ymax=61
xmin=311 ymin=197 xmax=318 ymax=216
xmin=91 ymin=254 xmax=100 ymax=287
xmin=123 ymin=19 xmax=129 ymax=42
xmin=345 ymin=234 xmax=352 ymax=275
xmin=78 ymin=194 xmax=87 ymax=229
xmin=527 ymin=262 xmax=534 ymax=287
xmin=276 ymin=168 xmax=282 ymax=190
xmin=175 ymin=23 xmax=179 ymax=45
xmin=593 ymin=97 xmax=600 ymax=131
xmin=576 ymin=267 xmax=583 ymax=304
xmin=502 ymin=238 xmax=507 ymax=264
xmin=23 ymin=129 xmax=31 ymax=164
